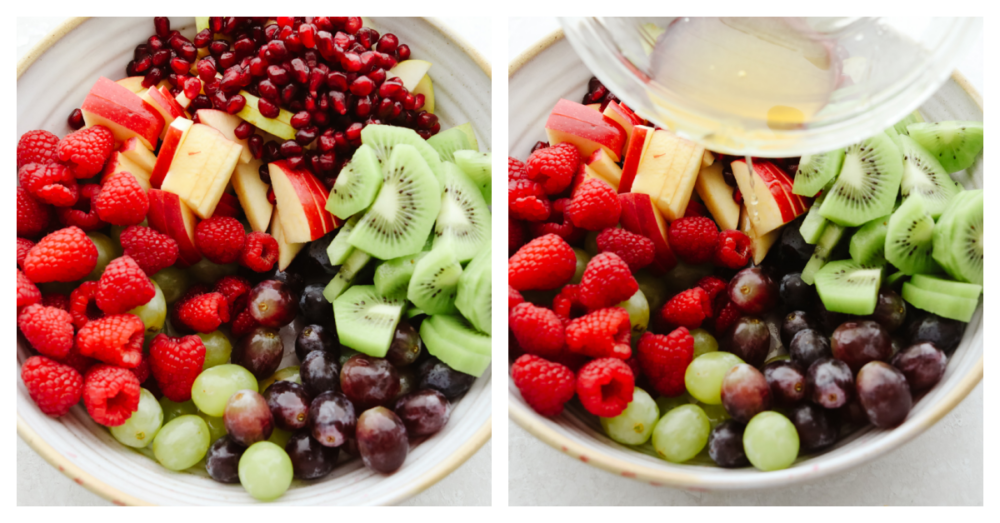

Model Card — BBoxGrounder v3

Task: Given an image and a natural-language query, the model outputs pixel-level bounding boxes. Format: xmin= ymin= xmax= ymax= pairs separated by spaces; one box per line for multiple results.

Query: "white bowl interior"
xmin=507 ymin=33 xmax=983 ymax=491
xmin=18 ymin=16 xmax=491 ymax=505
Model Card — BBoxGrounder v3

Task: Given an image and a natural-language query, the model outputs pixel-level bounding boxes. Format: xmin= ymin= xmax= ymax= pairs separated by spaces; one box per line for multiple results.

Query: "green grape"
xmin=159 ymin=397 xmax=198 ymax=424
xmin=192 ymin=364 xmax=258 ymax=417
xmin=339 ymin=347 xmax=362 ymax=367
xmin=85 ymin=232 xmax=121 ymax=281
xmin=685 ymin=351 xmax=744 ymax=405
xmin=129 ymin=280 xmax=166 ymax=337
xmin=152 ymin=414 xmax=211 ymax=471
xmin=655 ymin=393 xmax=696 ymax=416
xmin=199 ymin=412 xmax=228 ymax=442
xmin=198 ymin=331 xmax=233 ymax=370
xmin=260 ymin=366 xmax=302 ymax=393
xmin=665 ymin=261 xmax=714 ymax=295
xmin=699 ymin=402 xmax=730 ymax=428
xmin=690 ymin=328 xmax=718 ymax=358
xmin=151 ymin=266 xmax=192 ymax=305
xmin=238 ymin=441 xmax=294 ymax=501
xmin=267 ymin=427 xmax=293 ymax=448
xmin=617 ymin=290 xmax=650 ymax=340
xmin=571 ymin=248 xmax=591 ymax=284
xmin=188 ymin=257 xmax=238 ymax=284
xmin=584 ymin=231 xmax=599 ymax=256
xmin=652 ymin=404 xmax=710 ymax=463
xmin=601 ymin=387 xmax=658 ymax=445
xmin=743 ymin=411 xmax=799 ymax=471
xmin=634 ymin=270 xmax=669 ymax=313
xmin=110 ymin=388 xmax=163 ymax=448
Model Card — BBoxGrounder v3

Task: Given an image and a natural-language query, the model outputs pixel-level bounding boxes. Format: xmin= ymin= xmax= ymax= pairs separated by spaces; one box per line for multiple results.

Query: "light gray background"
xmin=16 ymin=16 xmax=491 ymax=507
xmin=508 ymin=16 xmax=984 ymax=506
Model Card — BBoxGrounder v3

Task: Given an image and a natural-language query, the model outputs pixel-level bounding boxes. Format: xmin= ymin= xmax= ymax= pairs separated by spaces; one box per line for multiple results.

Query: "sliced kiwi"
xmin=818 ymin=131 xmax=902 ymax=227
xmin=373 ymin=251 xmax=426 ymax=296
xmin=801 ymin=222 xmax=846 ymax=285
xmin=906 ymin=121 xmax=984 ymax=174
xmin=932 ymin=189 xmax=983 ymax=285
xmin=406 ymin=306 xmax=426 ymax=319
xmin=420 ymin=314 xmax=491 ymax=377
xmin=333 ymin=285 xmax=406 ymax=357
xmin=407 ymin=246 xmax=462 ymax=315
xmin=793 ymin=148 xmax=844 ymax=197
xmin=885 ymin=271 xmax=908 ymax=290
xmin=901 ymin=282 xmax=978 ymax=323
xmin=348 ymin=143 xmax=441 ymax=260
xmin=814 ymin=260 xmax=883 ymax=315
xmin=455 ymin=247 xmax=492 ymax=335
xmin=909 ymin=274 xmax=982 ymax=300
xmin=433 ymin=162 xmax=492 ymax=262
xmin=800 ymin=191 xmax=829 ymax=244
xmin=326 ymin=215 xmax=359 ymax=265
xmin=360 ymin=124 xmax=443 ymax=182
xmin=849 ymin=214 xmax=891 ymax=267
xmin=325 ymin=144 xmax=383 ymax=220
xmin=897 ymin=134 xmax=961 ymax=218
xmin=322 ymin=248 xmax=372 ymax=302
xmin=426 ymin=124 xmax=475 ymax=163
xmin=887 ymin=110 xmax=925 ymax=142
xmin=454 ymin=150 xmax=492 ymax=205
xmin=885 ymin=194 xmax=940 ymax=276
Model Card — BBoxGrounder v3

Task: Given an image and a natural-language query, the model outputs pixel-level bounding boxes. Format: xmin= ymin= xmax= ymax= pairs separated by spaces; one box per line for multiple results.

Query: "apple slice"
xmin=101 ymin=151 xmax=152 ymax=191
xmin=619 ymin=192 xmax=678 ymax=274
xmin=81 ymin=77 xmax=164 ymax=149
xmin=231 ymin=158 xmax=273 ymax=233
xmin=119 ymin=137 xmax=157 ymax=173
xmin=212 ymin=192 xmax=241 ymax=218
xmin=195 ymin=109 xmax=254 ymax=163
xmin=695 ymin=161 xmax=740 ymax=231
xmin=702 ymin=150 xmax=715 ymax=167
xmin=270 ymin=207 xmax=305 ymax=272
xmin=731 ymin=159 xmax=801 ymax=235
xmin=147 ymin=189 xmax=202 ymax=267
xmin=160 ymin=123 xmax=243 ymax=219
xmin=116 ymin=76 xmax=146 ymax=94
xmin=586 ymin=103 xmax=602 ymax=112
xmin=412 ymin=73 xmax=435 ymax=114
xmin=269 ymin=160 xmax=339 ymax=243
xmin=618 ymin=125 xmax=653 ymax=193
xmin=235 ymin=91 xmax=296 ymax=141
xmin=386 ymin=60 xmax=432 ymax=91
xmin=545 ymin=99 xmax=626 ymax=162
xmin=586 ymin=149 xmax=623 ymax=188
xmin=140 ymin=86 xmax=188 ymax=137
xmin=739 ymin=205 xmax=781 ymax=265
xmin=150 ymin=118 xmax=194 ymax=189
xmin=754 ymin=160 xmax=809 ymax=215
xmin=654 ymin=134 xmax=704 ymax=222
xmin=602 ymin=100 xmax=643 ymax=144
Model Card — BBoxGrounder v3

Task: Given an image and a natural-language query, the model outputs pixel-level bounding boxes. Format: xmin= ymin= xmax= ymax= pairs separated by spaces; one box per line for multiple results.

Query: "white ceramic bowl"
xmin=508 ymin=29 xmax=983 ymax=491
xmin=18 ymin=17 xmax=492 ymax=506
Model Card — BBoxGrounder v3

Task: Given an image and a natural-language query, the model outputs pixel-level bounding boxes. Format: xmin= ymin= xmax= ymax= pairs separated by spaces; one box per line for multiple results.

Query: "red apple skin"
xmin=270 ymin=160 xmax=338 ymax=241
xmin=156 ymin=86 xmax=189 ymax=119
xmin=148 ymin=189 xmax=202 ymax=267
xmin=619 ymin=192 xmax=678 ymax=274
xmin=150 ymin=120 xmax=192 ymax=188
xmin=749 ymin=160 xmax=806 ymax=217
xmin=732 ymin=159 xmax=797 ymax=224
xmin=82 ymin=77 xmax=164 ymax=147
xmin=546 ymin=114 xmax=626 ymax=160
xmin=618 ymin=125 xmax=652 ymax=193
xmin=212 ymin=192 xmax=241 ymax=219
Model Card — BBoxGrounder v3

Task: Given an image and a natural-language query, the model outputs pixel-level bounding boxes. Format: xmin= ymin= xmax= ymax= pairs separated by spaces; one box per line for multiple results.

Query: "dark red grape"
xmin=906 ymin=313 xmax=965 ymax=354
xmin=856 ymin=361 xmax=912 ymax=428
xmin=708 ymin=419 xmax=749 ymax=468
xmin=813 ymin=300 xmax=851 ymax=335
xmin=264 ymin=380 xmax=311 ymax=431
xmin=306 ymin=232 xmax=339 ymax=275
xmin=308 ymin=391 xmax=356 ymax=447
xmin=418 ymin=358 xmax=475 ymax=400
xmin=295 ymin=324 xmax=338 ymax=362
xmin=835 ymin=398 xmax=869 ymax=428
xmin=728 ymin=267 xmax=778 ymax=314
xmin=385 ymin=321 xmax=422 ymax=368
xmin=807 ymin=357 xmax=854 ymax=409
xmin=780 ymin=310 xmax=820 ymax=347
xmin=891 ymin=342 xmax=947 ymax=392
xmin=868 ymin=288 xmax=906 ymax=332
xmin=232 ymin=326 xmax=284 ymax=379
xmin=726 ymin=316 xmax=770 ymax=368
xmin=396 ymin=368 xmax=417 ymax=399
xmin=831 ymin=320 xmax=892 ymax=373
xmin=285 ymin=431 xmax=339 ymax=479
xmin=762 ymin=360 xmax=806 ymax=407
xmin=394 ymin=389 xmax=451 ymax=437
xmin=779 ymin=223 xmax=812 ymax=273
xmin=223 ymin=390 xmax=274 ymax=446
xmin=205 ymin=435 xmax=245 ymax=483
xmin=789 ymin=328 xmax=832 ymax=368
xmin=720 ymin=364 xmax=771 ymax=423
xmin=341 ymin=354 xmax=400 ymax=411
xmin=356 ymin=406 xmax=409 ymax=473
xmin=788 ymin=403 xmax=838 ymax=452
xmin=270 ymin=269 xmax=306 ymax=295
xmin=780 ymin=274 xmax=815 ymax=312
xmin=299 ymin=283 xmax=334 ymax=324
xmin=300 ymin=350 xmax=341 ymax=397
xmin=248 ymin=280 xmax=298 ymax=328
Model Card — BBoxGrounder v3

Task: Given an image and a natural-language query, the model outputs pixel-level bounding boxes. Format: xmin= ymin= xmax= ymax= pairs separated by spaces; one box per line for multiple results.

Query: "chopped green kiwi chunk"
xmin=885 ymin=271 xmax=908 ymax=290
xmin=322 ymin=248 xmax=371 ymax=302
xmin=906 ymin=121 xmax=984 ymax=174
xmin=801 ymin=223 xmax=845 ymax=285
xmin=325 ymin=144 xmax=382 ymax=220
xmin=420 ymin=314 xmax=491 ymax=377
xmin=889 ymin=110 xmax=925 ymax=141
xmin=374 ymin=251 xmax=426 ymax=296
xmin=849 ymin=214 xmax=891 ymax=267
xmin=909 ymin=274 xmax=982 ymax=300
xmin=326 ymin=215 xmax=359 ymax=265
xmin=427 ymin=124 xmax=476 ymax=163
xmin=455 ymin=247 xmax=492 ymax=335
xmin=334 ymin=286 xmax=406 ymax=357
xmin=793 ymin=148 xmax=844 ymax=197
xmin=818 ymin=130 xmax=902 ymax=227
xmin=814 ymin=260 xmax=882 ymax=315
xmin=885 ymin=194 xmax=940 ymax=276
xmin=360 ymin=124 xmax=444 ymax=183
xmin=433 ymin=162 xmax=492 ymax=262
xmin=454 ymin=150 xmax=492 ymax=205
xmin=799 ymin=192 xmax=829 ymax=244
xmin=901 ymin=282 xmax=978 ymax=322
xmin=932 ymin=189 xmax=983 ymax=285
xmin=897 ymin=134 xmax=961 ymax=218
xmin=407 ymin=246 xmax=462 ymax=315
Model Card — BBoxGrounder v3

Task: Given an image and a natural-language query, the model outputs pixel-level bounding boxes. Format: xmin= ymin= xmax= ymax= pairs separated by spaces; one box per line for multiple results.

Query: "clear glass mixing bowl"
xmin=558 ymin=17 xmax=981 ymax=157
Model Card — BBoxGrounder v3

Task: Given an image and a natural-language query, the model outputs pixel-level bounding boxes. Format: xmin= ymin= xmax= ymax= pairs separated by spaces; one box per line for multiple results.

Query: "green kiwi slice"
xmin=887 ymin=110 xmax=925 ymax=142
xmin=360 ymin=124 xmax=444 ymax=182
xmin=454 ymin=150 xmax=492 ymax=205
xmin=906 ymin=121 xmax=984 ymax=174
xmin=455 ymin=247 xmax=492 ymax=335
xmin=326 ymin=215 xmax=360 ymax=265
xmin=348 ymin=143 xmax=441 ymax=260
xmin=818 ymin=130 xmax=902 ymax=227
xmin=909 ymin=274 xmax=982 ymax=300
xmin=793 ymin=148 xmax=844 ymax=197
xmin=433 ymin=162 xmax=492 ymax=262
xmin=374 ymin=251 xmax=426 ymax=296
xmin=426 ymin=123 xmax=476 ymax=163
xmin=885 ymin=194 xmax=940 ymax=276
xmin=897 ymin=134 xmax=961 ymax=218
xmin=901 ymin=282 xmax=978 ymax=323
xmin=322 ymin=248 xmax=372 ymax=302
xmin=799 ymin=191 xmax=829 ymax=244
xmin=814 ymin=260 xmax=883 ymax=315
xmin=932 ymin=189 xmax=983 ymax=285
xmin=885 ymin=271 xmax=908 ymax=290
xmin=849 ymin=214 xmax=891 ymax=267
xmin=333 ymin=285 xmax=406 ymax=357
xmin=801 ymin=222 xmax=845 ymax=285
xmin=325 ymin=144 xmax=383 ymax=220
xmin=420 ymin=314 xmax=491 ymax=377
xmin=407 ymin=246 xmax=462 ymax=315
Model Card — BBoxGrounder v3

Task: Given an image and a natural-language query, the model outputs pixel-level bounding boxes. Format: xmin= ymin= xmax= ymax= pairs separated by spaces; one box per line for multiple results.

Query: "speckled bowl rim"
xmin=17 ymin=16 xmax=492 ymax=507
xmin=507 ymin=26 xmax=984 ymax=490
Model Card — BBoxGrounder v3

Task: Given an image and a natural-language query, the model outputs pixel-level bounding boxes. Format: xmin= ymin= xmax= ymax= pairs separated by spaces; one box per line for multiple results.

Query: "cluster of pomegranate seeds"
xmin=125 ymin=17 xmax=439 ymax=188
xmin=582 ymin=77 xmax=621 ymax=111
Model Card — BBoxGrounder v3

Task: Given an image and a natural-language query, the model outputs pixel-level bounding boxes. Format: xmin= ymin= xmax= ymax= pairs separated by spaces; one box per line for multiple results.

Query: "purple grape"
xmin=788 ymin=403 xmax=838 ymax=452
xmin=248 ymin=280 xmax=298 ymax=328
xmin=418 ymin=358 xmax=475 ymax=400
xmin=385 ymin=322 xmax=422 ymax=368
xmin=726 ymin=316 xmax=770 ymax=368
xmin=728 ymin=267 xmax=778 ymax=315
xmin=264 ymin=380 xmax=311 ymax=431
xmin=396 ymin=368 xmax=418 ymax=399
xmin=300 ymin=350 xmax=341 ymax=397
xmin=232 ymin=326 xmax=284 ymax=379
xmin=779 ymin=273 xmax=815 ymax=311
xmin=807 ymin=357 xmax=854 ymax=409
xmin=708 ymin=419 xmax=749 ymax=468
xmin=295 ymin=324 xmax=338 ymax=363
xmin=720 ymin=364 xmax=771 ymax=423
xmin=357 ymin=406 xmax=409 ymax=473
xmin=205 ymin=435 xmax=245 ymax=483
xmin=813 ymin=300 xmax=850 ymax=335
xmin=285 ymin=431 xmax=339 ymax=480
xmin=831 ymin=320 xmax=892 ymax=373
xmin=906 ymin=313 xmax=965 ymax=354
xmin=891 ymin=342 xmax=947 ymax=392
xmin=223 ymin=390 xmax=274 ymax=446
xmin=789 ymin=328 xmax=831 ymax=368
xmin=868 ymin=288 xmax=906 ymax=332
xmin=340 ymin=354 xmax=400 ymax=411
xmin=835 ymin=398 xmax=870 ymax=428
xmin=394 ymin=389 xmax=451 ymax=437
xmin=762 ymin=360 xmax=806 ymax=407
xmin=299 ymin=283 xmax=334 ymax=324
xmin=308 ymin=391 xmax=356 ymax=447
xmin=856 ymin=361 xmax=912 ymax=428
xmin=780 ymin=310 xmax=820 ymax=347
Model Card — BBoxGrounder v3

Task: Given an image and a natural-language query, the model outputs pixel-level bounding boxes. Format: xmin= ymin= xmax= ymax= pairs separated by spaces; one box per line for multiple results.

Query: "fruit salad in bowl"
xmin=18 ymin=16 xmax=492 ymax=504
xmin=508 ymin=32 xmax=982 ymax=489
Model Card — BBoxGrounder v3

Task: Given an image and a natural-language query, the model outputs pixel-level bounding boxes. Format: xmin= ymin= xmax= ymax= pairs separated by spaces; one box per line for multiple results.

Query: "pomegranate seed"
xmin=290 ymin=59 xmax=309 ymax=84
xmin=219 ymin=51 xmax=237 ymax=70
xmin=379 ymin=80 xmax=402 ymax=98
xmin=329 ymin=91 xmax=348 ymax=115
xmin=152 ymin=49 xmax=172 ymax=67
xmin=429 ymin=122 xmax=441 ymax=135
xmin=295 ymin=126 xmax=318 ymax=146
xmin=278 ymin=25 xmax=294 ymax=41
xmin=345 ymin=122 xmax=364 ymax=142
xmin=319 ymin=133 xmax=337 ymax=153
xmin=287 ymin=155 xmax=306 ymax=170
xmin=344 ymin=17 xmax=363 ymax=34
xmin=126 ymin=61 xmax=138 ymax=77
xmin=234 ymin=121 xmax=255 ymax=141
xmin=249 ymin=57 xmax=267 ymax=77
xmin=197 ymin=59 xmax=217 ymax=82
xmin=194 ymin=29 xmax=212 ymax=48
xmin=313 ymin=17 xmax=333 ymax=32
xmin=248 ymin=135 xmax=264 ymax=159
xmin=377 ymin=98 xmax=394 ymax=119
xmin=350 ymin=76 xmax=375 ymax=97
xmin=356 ymin=27 xmax=378 ymax=49
xmin=166 ymin=74 xmax=181 ymax=87
xmin=333 ymin=131 xmax=350 ymax=151
xmin=148 ymin=35 xmax=165 ymax=52
xmin=277 ymin=16 xmax=295 ymax=28
xmin=231 ymin=38 xmax=253 ymax=60
xmin=263 ymin=141 xmax=281 ymax=162
xmin=284 ymin=32 xmax=303 ymax=54
xmin=333 ymin=31 xmax=352 ymax=49
xmin=304 ymin=95 xmax=318 ymax=113
xmin=368 ymin=68 xmax=386 ymax=86
xmin=183 ymin=77 xmax=202 ymax=99
xmin=302 ymin=50 xmax=320 ymax=68
xmin=153 ymin=17 xmax=171 ymax=38
xmin=416 ymin=130 xmax=431 ymax=140
xmin=209 ymin=40 xmax=230 ymax=58
xmin=316 ymin=31 xmax=337 ymax=60
xmin=377 ymin=52 xmax=397 ymax=70
xmin=204 ymin=78 xmax=221 ymax=96
xmin=212 ymin=91 xmax=228 ymax=110
xmin=281 ymin=84 xmax=299 ymax=105
xmin=143 ymin=68 xmax=164 ymax=87
xmin=315 ymin=152 xmax=336 ymax=173
xmin=290 ymin=111 xmax=312 ymax=129
xmin=168 ymin=34 xmax=188 ymax=52
xmin=134 ymin=55 xmax=153 ymax=74
xmin=403 ymin=94 xmax=417 ymax=111
xmin=261 ymin=166 xmax=273 ymax=187
xmin=391 ymin=86 xmax=410 ymax=103
xmin=341 ymin=52 xmax=362 ymax=72
xmin=308 ymin=69 xmax=326 ymax=95
xmin=258 ymin=79 xmax=279 ymax=102
xmin=327 ymin=72 xmax=348 ymax=92
xmin=66 ymin=108 xmax=84 ymax=130
xmin=170 ymin=58 xmax=190 ymax=75
xmin=396 ymin=44 xmax=411 ymax=61
xmin=267 ymin=65 xmax=290 ymax=86
xmin=413 ymin=94 xmax=426 ymax=111
xmin=416 ymin=112 xmax=438 ymax=130
xmin=350 ymin=42 xmax=366 ymax=54
xmin=376 ymin=34 xmax=399 ymax=54
xmin=391 ymin=101 xmax=404 ymax=119
xmin=226 ymin=94 xmax=246 ymax=115
xmin=359 ymin=51 xmax=376 ymax=73
xmin=134 ymin=44 xmax=151 ymax=61
xmin=258 ymin=98 xmax=280 ymax=118
xmin=318 ymin=93 xmax=330 ymax=112
xmin=264 ymin=24 xmax=280 ymax=41
xmin=299 ymin=24 xmax=316 ymax=48
xmin=211 ymin=17 xmax=223 ymax=34
xmin=266 ymin=40 xmax=288 ymax=62
xmin=170 ymin=87 xmax=183 ymax=98
xmin=190 ymin=95 xmax=213 ymax=112
xmin=355 ymin=96 xmax=373 ymax=118
xmin=179 ymin=43 xmax=197 ymax=62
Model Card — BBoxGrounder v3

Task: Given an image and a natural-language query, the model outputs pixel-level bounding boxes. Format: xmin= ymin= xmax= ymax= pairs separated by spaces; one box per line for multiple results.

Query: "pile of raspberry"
xmin=17 ymin=124 xmax=278 ymax=426
xmin=508 ymin=141 xmax=757 ymax=419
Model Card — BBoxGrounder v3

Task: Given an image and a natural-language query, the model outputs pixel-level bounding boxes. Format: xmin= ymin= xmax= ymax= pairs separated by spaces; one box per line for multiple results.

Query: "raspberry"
xmin=509 ymin=302 xmax=565 ymax=359
xmin=509 ymin=218 xmax=526 ymax=252
xmin=714 ymin=229 xmax=754 ymax=269
xmin=17 ymin=269 xmax=42 ymax=310
xmin=19 ymin=162 xmax=79 ymax=207
xmin=17 ymin=238 xmax=36 ymax=270
xmin=668 ymin=217 xmax=719 ymax=265
xmin=195 ymin=217 xmax=246 ymax=264
xmin=231 ymin=308 xmax=261 ymax=338
xmin=57 ymin=125 xmax=116 ymax=178
xmin=239 ymin=231 xmax=279 ymax=272
xmin=684 ymin=199 xmax=708 ymax=218
xmin=636 ymin=328 xmax=694 ymax=398
xmin=567 ymin=178 xmax=621 ymax=231
xmin=70 ymin=281 xmax=104 ymax=329
xmin=528 ymin=198 xmax=584 ymax=244
xmin=23 ymin=226 xmax=98 ymax=283
xmin=509 ymin=178 xmax=551 ymax=222
xmin=526 ymin=142 xmax=581 ymax=195
xmin=18 ymin=130 xmax=61 ymax=169
xmin=214 ymin=275 xmax=252 ymax=317
xmin=76 ymin=314 xmax=145 ymax=368
xmin=96 ymin=256 xmax=156 ymax=314
xmin=83 ymin=364 xmax=141 ymax=427
xmin=170 ymin=284 xmax=210 ymax=333
xmin=565 ymin=307 xmax=632 ymax=359
xmin=93 ymin=172 xmax=149 ymax=226
xmin=56 ymin=184 xmax=106 ymax=231
xmin=55 ymin=341 xmax=98 ymax=376
xmin=577 ymin=252 xmax=638 ymax=310
xmin=120 ymin=225 xmax=179 ymax=276
xmin=551 ymin=284 xmax=587 ymax=324
xmin=17 ymin=186 xmax=53 ymax=238
xmin=712 ymin=299 xmax=742 ymax=336
xmin=576 ymin=357 xmax=635 ymax=417
xmin=508 ymin=156 xmax=529 ymax=181
xmin=596 ymin=228 xmax=655 ymax=272
xmin=508 ymin=285 xmax=524 ymax=311
xmin=21 ymin=356 xmax=83 ymax=417
xmin=697 ymin=276 xmax=729 ymax=306
xmin=508 ymin=234 xmax=577 ymax=291
xmin=18 ymin=304 xmax=75 ymax=359
xmin=511 ymin=354 xmax=576 ymax=417
xmin=42 ymin=293 xmax=71 ymax=312
xmin=177 ymin=292 xmax=230 ymax=333
xmin=149 ymin=334 xmax=206 ymax=402
xmin=661 ymin=287 xmax=713 ymax=329
xmin=130 ymin=353 xmax=151 ymax=385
